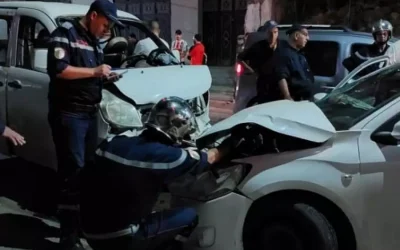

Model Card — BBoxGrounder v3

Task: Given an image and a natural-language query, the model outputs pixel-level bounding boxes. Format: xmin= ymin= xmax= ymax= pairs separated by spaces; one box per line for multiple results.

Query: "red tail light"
xmin=235 ymin=62 xmax=243 ymax=76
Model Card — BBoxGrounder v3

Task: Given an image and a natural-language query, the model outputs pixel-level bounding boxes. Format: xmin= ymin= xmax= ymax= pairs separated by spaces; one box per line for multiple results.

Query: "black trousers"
xmin=48 ymin=109 xmax=98 ymax=247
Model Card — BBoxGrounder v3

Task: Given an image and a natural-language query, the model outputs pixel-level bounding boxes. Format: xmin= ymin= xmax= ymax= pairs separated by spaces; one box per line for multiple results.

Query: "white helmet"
xmin=372 ymin=19 xmax=393 ymax=39
xmin=145 ymin=96 xmax=198 ymax=144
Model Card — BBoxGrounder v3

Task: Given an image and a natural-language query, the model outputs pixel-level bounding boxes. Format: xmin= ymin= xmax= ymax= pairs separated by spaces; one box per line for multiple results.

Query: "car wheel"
xmin=253 ymin=203 xmax=338 ymax=250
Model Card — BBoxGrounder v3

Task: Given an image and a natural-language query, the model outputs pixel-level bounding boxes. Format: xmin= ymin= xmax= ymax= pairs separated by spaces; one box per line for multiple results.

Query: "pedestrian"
xmin=188 ymin=34 xmax=205 ymax=65
xmin=343 ymin=19 xmax=393 ymax=75
xmin=271 ymin=24 xmax=314 ymax=102
xmin=79 ymin=97 xmax=239 ymax=250
xmin=171 ymin=29 xmax=188 ymax=62
xmin=0 ymin=122 xmax=25 ymax=146
xmin=133 ymin=20 xmax=169 ymax=56
xmin=46 ymin=0 xmax=124 ymax=249
xmin=127 ymin=33 xmax=137 ymax=56
xmin=237 ymin=20 xmax=279 ymax=103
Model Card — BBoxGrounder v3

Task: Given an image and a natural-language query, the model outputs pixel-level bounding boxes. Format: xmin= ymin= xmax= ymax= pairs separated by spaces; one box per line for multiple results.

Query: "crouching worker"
xmin=79 ymin=96 xmax=234 ymax=250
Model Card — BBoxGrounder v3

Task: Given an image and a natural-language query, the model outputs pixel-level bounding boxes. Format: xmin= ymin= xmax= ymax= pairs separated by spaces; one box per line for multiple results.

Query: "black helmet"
xmin=145 ymin=96 xmax=198 ymax=144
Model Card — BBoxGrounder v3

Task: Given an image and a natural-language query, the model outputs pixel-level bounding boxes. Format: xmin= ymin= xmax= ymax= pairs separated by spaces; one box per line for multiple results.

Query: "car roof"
xmin=245 ymin=24 xmax=398 ymax=49
xmin=0 ymin=1 xmax=138 ymax=20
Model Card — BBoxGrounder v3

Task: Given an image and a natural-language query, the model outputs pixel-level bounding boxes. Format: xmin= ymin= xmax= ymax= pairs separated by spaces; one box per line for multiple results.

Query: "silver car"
xmin=170 ymin=55 xmax=400 ymax=250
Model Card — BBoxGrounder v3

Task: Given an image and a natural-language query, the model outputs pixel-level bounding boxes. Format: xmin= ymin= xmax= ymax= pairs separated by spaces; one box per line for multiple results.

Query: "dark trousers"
xmin=86 ymin=207 xmax=198 ymax=250
xmin=48 ymin=109 xmax=98 ymax=247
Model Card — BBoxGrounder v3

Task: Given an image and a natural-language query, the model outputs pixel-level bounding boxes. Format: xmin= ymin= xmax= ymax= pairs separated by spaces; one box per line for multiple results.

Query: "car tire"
xmin=250 ymin=203 xmax=338 ymax=250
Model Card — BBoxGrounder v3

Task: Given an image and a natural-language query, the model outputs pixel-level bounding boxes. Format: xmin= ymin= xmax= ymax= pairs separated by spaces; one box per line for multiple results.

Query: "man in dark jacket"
xmin=343 ymin=19 xmax=393 ymax=75
xmin=271 ymin=24 xmax=314 ymax=101
xmin=237 ymin=20 xmax=279 ymax=102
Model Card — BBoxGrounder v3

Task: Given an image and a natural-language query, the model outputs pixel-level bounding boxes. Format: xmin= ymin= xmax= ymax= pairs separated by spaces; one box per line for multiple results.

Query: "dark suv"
xmin=233 ymin=24 xmax=398 ymax=113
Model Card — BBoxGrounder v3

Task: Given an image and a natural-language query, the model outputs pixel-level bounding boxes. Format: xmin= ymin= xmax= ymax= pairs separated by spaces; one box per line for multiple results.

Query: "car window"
xmin=0 ymin=16 xmax=12 ymax=66
xmin=351 ymin=43 xmax=369 ymax=55
xmin=16 ymin=16 xmax=50 ymax=71
xmin=303 ymin=41 xmax=339 ymax=77
xmin=57 ymin=17 xmax=176 ymax=65
xmin=317 ymin=66 xmax=400 ymax=130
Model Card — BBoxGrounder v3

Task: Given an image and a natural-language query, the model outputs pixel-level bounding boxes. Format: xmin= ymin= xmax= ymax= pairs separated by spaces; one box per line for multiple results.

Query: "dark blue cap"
xmin=257 ymin=20 xmax=278 ymax=32
xmin=89 ymin=0 xmax=125 ymax=27
xmin=286 ymin=24 xmax=309 ymax=35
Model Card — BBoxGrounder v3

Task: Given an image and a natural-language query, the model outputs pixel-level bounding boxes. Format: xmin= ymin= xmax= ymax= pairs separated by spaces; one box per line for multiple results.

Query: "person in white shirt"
xmin=133 ymin=20 xmax=169 ymax=56
xmin=171 ymin=29 xmax=188 ymax=62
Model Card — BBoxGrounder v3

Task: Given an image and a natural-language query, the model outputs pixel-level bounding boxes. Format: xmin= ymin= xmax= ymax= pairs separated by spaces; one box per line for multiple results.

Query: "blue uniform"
xmin=80 ymin=131 xmax=208 ymax=247
xmin=271 ymin=41 xmax=315 ymax=101
xmin=46 ymin=19 xmax=104 ymax=247
xmin=47 ymin=19 xmax=103 ymax=199
xmin=47 ymin=19 xmax=104 ymax=109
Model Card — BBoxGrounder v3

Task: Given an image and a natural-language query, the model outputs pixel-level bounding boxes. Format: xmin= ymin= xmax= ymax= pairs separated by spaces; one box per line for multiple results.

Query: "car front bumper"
xmin=172 ymin=192 xmax=252 ymax=250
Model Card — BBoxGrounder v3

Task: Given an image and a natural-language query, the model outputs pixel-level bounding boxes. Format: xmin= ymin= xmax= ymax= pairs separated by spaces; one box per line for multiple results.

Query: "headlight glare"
xmin=100 ymin=90 xmax=143 ymax=128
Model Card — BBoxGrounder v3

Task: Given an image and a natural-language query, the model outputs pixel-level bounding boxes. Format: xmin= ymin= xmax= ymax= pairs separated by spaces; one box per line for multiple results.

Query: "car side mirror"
xmin=371 ymin=121 xmax=400 ymax=146
xmin=371 ymin=131 xmax=399 ymax=145
xmin=32 ymin=49 xmax=48 ymax=72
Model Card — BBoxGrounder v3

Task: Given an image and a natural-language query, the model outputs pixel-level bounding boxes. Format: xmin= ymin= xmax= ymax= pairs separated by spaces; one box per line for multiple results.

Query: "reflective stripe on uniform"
xmin=52 ymin=37 xmax=103 ymax=53
xmin=95 ymin=148 xmax=188 ymax=169
xmin=52 ymin=37 xmax=69 ymax=44
xmin=82 ymin=224 xmax=140 ymax=240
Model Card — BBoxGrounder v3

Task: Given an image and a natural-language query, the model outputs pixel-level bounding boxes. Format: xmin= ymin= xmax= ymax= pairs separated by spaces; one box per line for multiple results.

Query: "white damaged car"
xmin=168 ymin=60 xmax=400 ymax=250
xmin=0 ymin=2 xmax=211 ymax=169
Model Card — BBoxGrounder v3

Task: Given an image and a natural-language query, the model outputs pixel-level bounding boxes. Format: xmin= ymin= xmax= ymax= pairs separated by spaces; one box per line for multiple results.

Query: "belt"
xmin=52 ymin=102 xmax=98 ymax=114
xmin=82 ymin=224 xmax=140 ymax=240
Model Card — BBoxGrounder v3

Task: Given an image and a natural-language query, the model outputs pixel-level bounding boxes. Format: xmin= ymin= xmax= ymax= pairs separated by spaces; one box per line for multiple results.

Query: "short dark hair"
xmin=175 ymin=29 xmax=182 ymax=35
xmin=129 ymin=33 xmax=137 ymax=39
xmin=194 ymin=34 xmax=202 ymax=42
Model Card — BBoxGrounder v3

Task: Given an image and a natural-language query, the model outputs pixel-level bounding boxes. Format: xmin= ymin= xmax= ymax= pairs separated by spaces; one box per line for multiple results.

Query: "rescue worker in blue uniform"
xmin=79 ymin=96 xmax=238 ymax=250
xmin=343 ymin=20 xmax=393 ymax=75
xmin=46 ymin=0 xmax=124 ymax=249
xmin=270 ymin=24 xmax=314 ymax=101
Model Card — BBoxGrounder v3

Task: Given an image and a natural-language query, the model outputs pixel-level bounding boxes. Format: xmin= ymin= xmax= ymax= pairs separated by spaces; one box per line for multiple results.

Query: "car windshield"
xmin=56 ymin=16 xmax=179 ymax=66
xmin=316 ymin=64 xmax=400 ymax=130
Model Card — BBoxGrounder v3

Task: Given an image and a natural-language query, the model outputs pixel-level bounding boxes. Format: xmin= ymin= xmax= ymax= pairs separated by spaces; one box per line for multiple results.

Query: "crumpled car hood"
xmin=197 ymin=100 xmax=336 ymax=146
xmin=112 ymin=65 xmax=211 ymax=104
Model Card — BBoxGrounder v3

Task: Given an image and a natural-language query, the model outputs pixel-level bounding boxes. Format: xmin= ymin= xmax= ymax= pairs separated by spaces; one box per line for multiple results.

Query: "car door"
xmin=6 ymin=8 xmax=57 ymax=168
xmin=0 ymin=9 xmax=17 ymax=156
xmin=356 ymin=76 xmax=400 ymax=250
xmin=335 ymin=56 xmax=390 ymax=89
